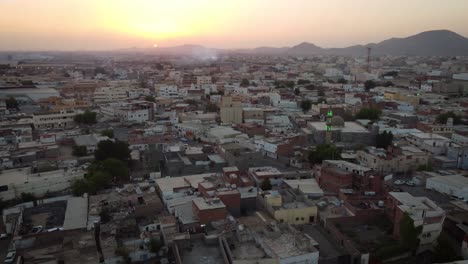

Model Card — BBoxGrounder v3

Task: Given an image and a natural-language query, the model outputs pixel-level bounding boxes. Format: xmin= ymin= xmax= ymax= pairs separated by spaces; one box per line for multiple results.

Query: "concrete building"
xmin=192 ymin=197 xmax=228 ymax=224
xmin=387 ymin=192 xmax=445 ymax=245
xmin=220 ymin=96 xmax=243 ymax=125
xmin=73 ymin=134 xmax=110 ymax=154
xmin=32 ymin=110 xmax=76 ymax=130
xmin=356 ymin=145 xmax=429 ymax=174
xmin=308 ymin=117 xmax=376 ymax=146
xmin=93 ymin=87 xmax=128 ymax=103
xmin=426 ymin=174 xmax=468 ymax=200
xmin=157 ymin=85 xmax=179 ymax=98
xmin=406 ymin=132 xmax=452 ymax=155
xmin=0 ymin=167 xmax=85 ymax=200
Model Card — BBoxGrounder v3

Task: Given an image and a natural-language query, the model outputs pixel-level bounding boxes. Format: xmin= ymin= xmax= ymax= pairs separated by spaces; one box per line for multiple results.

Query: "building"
xmin=157 ymin=85 xmax=179 ymax=98
xmin=220 ymin=96 xmax=243 ymax=124
xmin=356 ymin=145 xmax=429 ymax=174
xmin=93 ymin=87 xmax=128 ymax=103
xmin=0 ymin=167 xmax=85 ymax=200
xmin=387 ymin=192 xmax=445 ymax=245
xmin=406 ymin=132 xmax=453 ymax=155
xmin=308 ymin=117 xmax=377 ymax=146
xmin=191 ymin=197 xmax=228 ymax=224
xmin=426 ymin=174 xmax=468 ymax=200
xmin=73 ymin=134 xmax=110 ymax=154
xmin=32 ymin=110 xmax=76 ymax=130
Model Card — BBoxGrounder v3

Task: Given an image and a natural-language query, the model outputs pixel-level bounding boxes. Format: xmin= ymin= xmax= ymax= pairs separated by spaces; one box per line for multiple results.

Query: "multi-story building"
xmin=356 ymin=145 xmax=429 ymax=174
xmin=157 ymin=85 xmax=179 ymax=98
xmin=220 ymin=96 xmax=243 ymax=124
xmin=387 ymin=192 xmax=445 ymax=245
xmin=32 ymin=110 xmax=76 ymax=130
xmin=93 ymin=87 xmax=128 ymax=103
xmin=196 ymin=76 xmax=212 ymax=85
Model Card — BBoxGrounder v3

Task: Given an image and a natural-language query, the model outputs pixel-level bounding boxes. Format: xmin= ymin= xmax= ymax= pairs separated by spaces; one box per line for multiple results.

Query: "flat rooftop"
xmin=193 ymin=197 xmax=226 ymax=210
xmin=181 ymin=240 xmax=223 ymax=264
xmin=308 ymin=121 xmax=369 ymax=133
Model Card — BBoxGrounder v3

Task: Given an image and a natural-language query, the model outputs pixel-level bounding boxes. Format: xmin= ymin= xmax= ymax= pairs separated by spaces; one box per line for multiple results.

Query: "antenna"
xmin=367 ymin=47 xmax=372 ymax=72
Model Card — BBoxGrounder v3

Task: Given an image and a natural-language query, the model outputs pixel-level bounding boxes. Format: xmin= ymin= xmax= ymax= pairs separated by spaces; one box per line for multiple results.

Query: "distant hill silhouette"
xmin=128 ymin=30 xmax=468 ymax=57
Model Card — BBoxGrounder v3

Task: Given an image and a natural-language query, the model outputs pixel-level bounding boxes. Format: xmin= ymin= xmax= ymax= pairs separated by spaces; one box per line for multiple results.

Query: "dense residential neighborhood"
xmin=0 ymin=47 xmax=468 ymax=264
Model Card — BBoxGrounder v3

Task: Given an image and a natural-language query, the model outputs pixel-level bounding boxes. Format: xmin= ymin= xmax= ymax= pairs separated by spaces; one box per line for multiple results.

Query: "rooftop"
xmin=192 ymin=197 xmax=226 ymax=210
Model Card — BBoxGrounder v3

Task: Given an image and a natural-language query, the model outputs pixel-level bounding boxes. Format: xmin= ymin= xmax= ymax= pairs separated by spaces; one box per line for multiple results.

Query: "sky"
xmin=0 ymin=0 xmax=467 ymax=51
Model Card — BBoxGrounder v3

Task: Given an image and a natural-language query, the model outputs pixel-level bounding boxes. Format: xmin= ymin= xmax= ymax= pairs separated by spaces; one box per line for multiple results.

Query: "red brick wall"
xmin=319 ymin=167 xmax=353 ymax=193
xmin=217 ymin=192 xmax=241 ymax=210
xmin=192 ymin=202 xmax=228 ymax=224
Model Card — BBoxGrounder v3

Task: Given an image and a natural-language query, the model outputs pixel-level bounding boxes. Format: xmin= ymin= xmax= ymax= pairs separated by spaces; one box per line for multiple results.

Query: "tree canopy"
xmin=436 ymin=111 xmax=462 ymax=125
xmin=399 ymin=213 xmax=422 ymax=252
xmin=144 ymin=95 xmax=155 ymax=102
xmin=376 ymin=131 xmax=393 ymax=149
xmin=364 ymin=80 xmax=377 ymax=91
xmin=297 ymin=79 xmax=311 ymax=85
xmin=94 ymin=140 xmax=130 ymax=162
xmin=300 ymin=99 xmax=312 ymax=113
xmin=72 ymin=145 xmax=88 ymax=157
xmin=100 ymin=129 xmax=114 ymax=138
xmin=74 ymin=110 xmax=97 ymax=125
xmin=5 ymin=96 xmax=19 ymax=110
xmin=240 ymin=79 xmax=250 ymax=87
xmin=355 ymin=107 xmax=382 ymax=120
xmin=294 ymin=88 xmax=301 ymax=95
xmin=261 ymin=178 xmax=272 ymax=191
xmin=308 ymin=144 xmax=341 ymax=165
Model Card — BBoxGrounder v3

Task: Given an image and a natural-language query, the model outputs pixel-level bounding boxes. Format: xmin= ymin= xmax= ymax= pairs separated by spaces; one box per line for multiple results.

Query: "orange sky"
xmin=0 ymin=0 xmax=467 ymax=50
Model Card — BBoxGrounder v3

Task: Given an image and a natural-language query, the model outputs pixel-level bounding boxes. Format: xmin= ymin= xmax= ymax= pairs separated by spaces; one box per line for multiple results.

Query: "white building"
xmin=93 ymin=87 xmax=128 ymax=103
xmin=196 ymin=76 xmax=212 ymax=85
xmin=157 ymin=85 xmax=180 ymax=98
xmin=0 ymin=167 xmax=85 ymax=200
xmin=33 ymin=110 xmax=76 ymax=130
xmin=426 ymin=174 xmax=468 ymax=200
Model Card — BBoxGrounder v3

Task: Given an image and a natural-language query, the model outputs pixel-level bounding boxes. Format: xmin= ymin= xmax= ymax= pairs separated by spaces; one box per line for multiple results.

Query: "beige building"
xmin=356 ymin=145 xmax=429 ymax=174
xmin=33 ymin=110 xmax=76 ymax=130
xmin=384 ymin=92 xmax=420 ymax=106
xmin=220 ymin=96 xmax=243 ymax=124
xmin=259 ymin=190 xmax=318 ymax=224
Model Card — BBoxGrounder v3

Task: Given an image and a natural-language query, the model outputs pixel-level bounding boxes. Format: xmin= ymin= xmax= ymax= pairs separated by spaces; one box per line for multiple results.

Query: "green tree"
xmin=383 ymin=81 xmax=394 ymax=87
xmin=337 ymin=78 xmax=348 ymax=84
xmin=91 ymin=158 xmax=129 ymax=181
xmin=88 ymin=171 xmax=112 ymax=190
xmin=240 ymin=79 xmax=250 ymax=87
xmin=145 ymin=95 xmax=155 ymax=102
xmin=376 ymin=131 xmax=393 ymax=149
xmin=297 ymin=79 xmax=311 ymax=85
xmin=308 ymin=144 xmax=341 ymax=165
xmin=364 ymin=80 xmax=377 ymax=91
xmin=72 ymin=145 xmax=88 ymax=157
xmin=399 ymin=213 xmax=422 ymax=253
xmin=21 ymin=192 xmax=36 ymax=203
xmin=417 ymin=164 xmax=433 ymax=172
xmin=436 ymin=111 xmax=462 ymax=125
xmin=206 ymin=103 xmax=219 ymax=112
xmin=261 ymin=178 xmax=272 ymax=191
xmin=300 ymin=99 xmax=312 ymax=113
xmin=74 ymin=110 xmax=97 ymax=125
xmin=294 ymin=88 xmax=300 ymax=95
xmin=432 ymin=236 xmax=462 ymax=263
xmin=148 ymin=238 xmax=162 ymax=253
xmin=355 ymin=107 xmax=382 ymax=120
xmin=5 ymin=96 xmax=19 ymax=110
xmin=100 ymin=129 xmax=114 ymax=138
xmin=71 ymin=179 xmax=90 ymax=196
xmin=94 ymin=140 xmax=130 ymax=161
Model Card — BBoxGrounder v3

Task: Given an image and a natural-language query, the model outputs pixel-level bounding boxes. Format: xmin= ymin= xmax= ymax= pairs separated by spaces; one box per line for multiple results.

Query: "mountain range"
xmin=148 ymin=30 xmax=468 ymax=57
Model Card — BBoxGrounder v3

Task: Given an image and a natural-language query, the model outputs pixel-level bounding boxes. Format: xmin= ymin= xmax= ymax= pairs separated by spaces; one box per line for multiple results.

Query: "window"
xmin=296 ymin=217 xmax=299 ymax=221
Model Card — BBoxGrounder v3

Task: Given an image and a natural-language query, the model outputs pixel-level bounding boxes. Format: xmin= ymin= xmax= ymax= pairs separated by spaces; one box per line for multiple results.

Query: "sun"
xmin=153 ymin=44 xmax=159 ymax=48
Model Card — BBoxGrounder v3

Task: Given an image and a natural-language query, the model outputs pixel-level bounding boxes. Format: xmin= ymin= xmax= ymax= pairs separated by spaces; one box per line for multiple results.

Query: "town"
xmin=0 ymin=48 xmax=467 ymax=264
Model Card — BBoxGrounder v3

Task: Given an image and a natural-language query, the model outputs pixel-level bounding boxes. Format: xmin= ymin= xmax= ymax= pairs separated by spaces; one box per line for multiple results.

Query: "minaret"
xmin=325 ymin=109 xmax=333 ymax=143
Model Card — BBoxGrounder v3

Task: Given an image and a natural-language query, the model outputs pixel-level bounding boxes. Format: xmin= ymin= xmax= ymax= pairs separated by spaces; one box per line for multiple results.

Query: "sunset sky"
xmin=0 ymin=0 xmax=467 ymax=51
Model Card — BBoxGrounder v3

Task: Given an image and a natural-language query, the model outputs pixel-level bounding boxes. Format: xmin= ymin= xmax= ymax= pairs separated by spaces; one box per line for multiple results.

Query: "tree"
xmin=72 ymin=145 xmax=88 ymax=157
xmin=399 ymin=213 xmax=422 ymax=253
xmin=294 ymin=88 xmax=301 ymax=95
xmin=436 ymin=111 xmax=462 ymax=125
xmin=432 ymin=236 xmax=462 ymax=263
xmin=5 ymin=96 xmax=19 ymax=110
xmin=317 ymin=87 xmax=325 ymax=97
xmin=364 ymin=80 xmax=377 ymax=91
xmin=337 ymin=78 xmax=348 ymax=84
xmin=21 ymin=192 xmax=36 ymax=202
xmin=100 ymin=129 xmax=114 ymax=138
xmin=261 ymin=178 xmax=272 ymax=191
xmin=240 ymin=79 xmax=250 ymax=87
xmin=376 ymin=131 xmax=393 ymax=149
xmin=94 ymin=140 xmax=130 ymax=162
xmin=148 ymin=238 xmax=162 ymax=253
xmin=74 ymin=110 xmax=97 ymax=125
xmin=94 ymin=67 xmax=107 ymax=75
xmin=383 ymin=81 xmax=394 ymax=87
xmin=297 ymin=79 xmax=311 ymax=85
xmin=300 ymin=100 xmax=312 ymax=113
xmin=355 ymin=107 xmax=382 ymax=120
xmin=308 ymin=144 xmax=341 ymax=165
xmin=144 ymin=95 xmax=155 ymax=102
xmin=92 ymin=158 xmax=129 ymax=181
xmin=206 ymin=103 xmax=219 ymax=113
xmin=88 ymin=171 xmax=112 ymax=190
xmin=72 ymin=179 xmax=90 ymax=196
